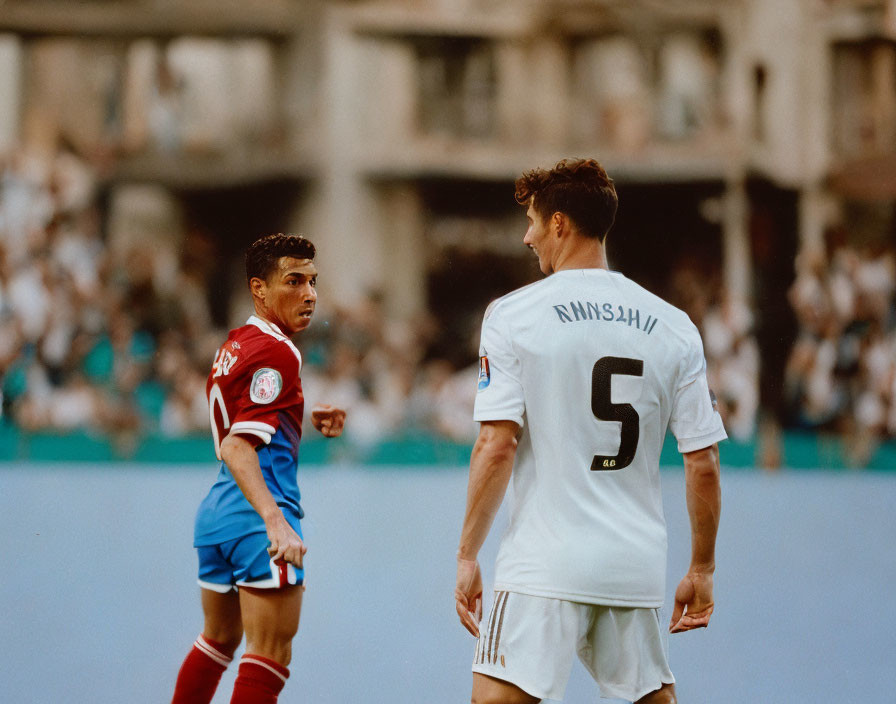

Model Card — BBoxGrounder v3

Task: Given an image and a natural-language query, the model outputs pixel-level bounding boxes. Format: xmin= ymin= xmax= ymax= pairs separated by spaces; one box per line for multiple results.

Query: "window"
xmin=415 ymin=36 xmax=496 ymax=139
xmin=832 ymin=40 xmax=896 ymax=158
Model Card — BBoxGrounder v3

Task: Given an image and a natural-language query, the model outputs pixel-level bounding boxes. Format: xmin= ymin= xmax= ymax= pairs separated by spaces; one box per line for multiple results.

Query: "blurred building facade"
xmin=1 ymin=0 xmax=896 ymax=462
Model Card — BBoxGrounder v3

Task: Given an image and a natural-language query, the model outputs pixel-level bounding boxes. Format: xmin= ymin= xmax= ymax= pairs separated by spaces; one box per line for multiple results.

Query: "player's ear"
xmin=249 ymin=276 xmax=267 ymax=302
xmin=552 ymin=212 xmax=565 ymax=237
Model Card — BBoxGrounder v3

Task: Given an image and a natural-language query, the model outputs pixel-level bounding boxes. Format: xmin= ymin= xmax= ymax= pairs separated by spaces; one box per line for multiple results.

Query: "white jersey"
xmin=474 ymin=268 xmax=727 ymax=607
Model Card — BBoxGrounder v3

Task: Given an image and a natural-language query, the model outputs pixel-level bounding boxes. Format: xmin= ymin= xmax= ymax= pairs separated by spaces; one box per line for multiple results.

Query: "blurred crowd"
xmin=0 ymin=147 xmax=480 ymax=453
xmin=785 ymin=242 xmax=896 ymax=464
xmin=668 ymin=266 xmax=760 ymax=445
xmin=2 ymin=146 xmax=895 ymax=462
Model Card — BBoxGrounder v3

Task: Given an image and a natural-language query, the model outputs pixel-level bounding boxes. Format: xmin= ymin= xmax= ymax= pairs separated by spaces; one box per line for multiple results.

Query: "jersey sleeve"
xmin=668 ymin=326 xmax=728 ymax=453
xmin=473 ymin=303 xmax=525 ymax=428
xmin=227 ymin=343 xmax=300 ymax=446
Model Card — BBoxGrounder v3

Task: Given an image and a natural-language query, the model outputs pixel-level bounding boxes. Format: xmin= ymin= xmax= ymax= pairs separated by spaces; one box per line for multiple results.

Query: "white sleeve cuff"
xmin=473 ymin=410 xmax=525 ymax=429
xmin=676 ymin=426 xmax=728 ymax=454
xmin=229 ymin=420 xmax=277 ymax=445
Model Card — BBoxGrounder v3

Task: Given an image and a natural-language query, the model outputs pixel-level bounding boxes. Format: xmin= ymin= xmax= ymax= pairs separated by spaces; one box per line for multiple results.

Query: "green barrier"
xmin=0 ymin=422 xmax=21 ymax=461
xmin=133 ymin=435 xmax=216 ymax=463
xmin=16 ymin=429 xmax=118 ymax=462
xmin=0 ymin=423 xmax=894 ymax=469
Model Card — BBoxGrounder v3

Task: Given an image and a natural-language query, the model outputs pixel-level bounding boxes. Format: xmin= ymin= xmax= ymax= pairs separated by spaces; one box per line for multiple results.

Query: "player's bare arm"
xmin=311 ymin=404 xmax=346 ymax=437
xmin=456 ymin=420 xmax=519 ymax=637
xmin=670 ymin=443 xmax=721 ymax=634
xmin=220 ymin=433 xmax=307 ymax=568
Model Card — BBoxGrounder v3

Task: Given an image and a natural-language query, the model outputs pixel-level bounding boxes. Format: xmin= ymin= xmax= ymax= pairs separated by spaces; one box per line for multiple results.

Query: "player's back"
xmin=479 ymin=269 xmax=720 ymax=607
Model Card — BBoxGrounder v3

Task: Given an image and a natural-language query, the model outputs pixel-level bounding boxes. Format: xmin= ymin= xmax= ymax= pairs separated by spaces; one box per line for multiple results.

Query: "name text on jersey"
xmin=552 ymin=301 xmax=660 ymax=334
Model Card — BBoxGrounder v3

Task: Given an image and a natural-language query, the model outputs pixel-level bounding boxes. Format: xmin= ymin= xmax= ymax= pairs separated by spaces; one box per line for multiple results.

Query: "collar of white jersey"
xmin=552 ymin=267 xmax=619 ymax=276
xmin=246 ymin=315 xmax=303 ymax=368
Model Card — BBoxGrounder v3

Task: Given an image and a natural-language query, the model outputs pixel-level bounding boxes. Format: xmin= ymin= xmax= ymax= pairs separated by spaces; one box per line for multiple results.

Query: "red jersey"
xmin=206 ymin=315 xmax=304 ymax=459
xmin=195 ymin=315 xmax=305 ymax=546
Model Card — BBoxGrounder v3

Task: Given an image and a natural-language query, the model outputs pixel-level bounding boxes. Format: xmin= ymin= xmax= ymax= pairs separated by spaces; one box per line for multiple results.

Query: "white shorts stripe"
xmin=197 ymin=579 xmax=235 ymax=594
xmin=234 ymin=558 xmax=299 ymax=590
xmin=489 ymin=592 xmax=510 ymax=664
xmin=477 ymin=591 xmax=508 ymax=665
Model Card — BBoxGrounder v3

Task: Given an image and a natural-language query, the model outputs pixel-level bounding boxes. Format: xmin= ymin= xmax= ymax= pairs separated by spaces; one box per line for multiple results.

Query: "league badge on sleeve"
xmin=477 ymin=354 xmax=490 ymax=391
xmin=250 ymin=368 xmax=283 ymax=404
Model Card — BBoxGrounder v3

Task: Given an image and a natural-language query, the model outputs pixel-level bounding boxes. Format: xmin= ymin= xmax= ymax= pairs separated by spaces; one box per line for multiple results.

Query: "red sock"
xmin=171 ymin=634 xmax=234 ymax=704
xmin=229 ymin=654 xmax=290 ymax=704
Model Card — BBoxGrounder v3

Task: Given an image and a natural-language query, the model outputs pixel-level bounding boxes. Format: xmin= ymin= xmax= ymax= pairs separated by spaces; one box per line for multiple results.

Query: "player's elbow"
xmin=219 ymin=433 xmax=257 ymax=466
xmin=482 ymin=441 xmax=517 ymax=468
xmin=683 ymin=444 xmax=721 ymax=484
xmin=474 ymin=422 xmax=519 ymax=466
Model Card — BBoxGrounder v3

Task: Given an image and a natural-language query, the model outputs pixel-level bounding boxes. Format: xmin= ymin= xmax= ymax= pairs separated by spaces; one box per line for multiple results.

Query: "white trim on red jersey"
xmin=229 ymin=420 xmax=277 ymax=445
xmin=247 ymin=315 xmax=303 ymax=372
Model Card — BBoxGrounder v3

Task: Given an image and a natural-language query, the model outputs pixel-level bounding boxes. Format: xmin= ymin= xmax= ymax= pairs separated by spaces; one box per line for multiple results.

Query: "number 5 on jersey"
xmin=591 ymin=356 xmax=643 ymax=471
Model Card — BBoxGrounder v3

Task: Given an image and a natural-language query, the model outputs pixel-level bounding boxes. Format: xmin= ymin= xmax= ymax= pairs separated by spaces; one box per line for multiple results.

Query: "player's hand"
xmin=455 ymin=556 xmax=483 ymax=637
xmin=669 ymin=570 xmax=714 ymax=633
xmin=266 ymin=515 xmax=307 ymax=569
xmin=311 ymin=404 xmax=346 ymax=438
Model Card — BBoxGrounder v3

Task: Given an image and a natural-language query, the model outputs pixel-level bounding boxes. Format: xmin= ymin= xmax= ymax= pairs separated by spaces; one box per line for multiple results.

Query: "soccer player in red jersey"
xmin=171 ymin=233 xmax=346 ymax=704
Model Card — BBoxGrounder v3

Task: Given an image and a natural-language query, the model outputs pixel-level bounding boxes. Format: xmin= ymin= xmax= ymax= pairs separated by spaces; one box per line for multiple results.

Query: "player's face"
xmin=257 ymin=256 xmax=318 ymax=335
xmin=523 ymin=201 xmax=554 ymax=275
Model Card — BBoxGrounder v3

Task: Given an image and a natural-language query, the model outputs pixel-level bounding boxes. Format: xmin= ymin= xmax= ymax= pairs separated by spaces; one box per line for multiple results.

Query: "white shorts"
xmin=472 ymin=591 xmax=674 ymax=701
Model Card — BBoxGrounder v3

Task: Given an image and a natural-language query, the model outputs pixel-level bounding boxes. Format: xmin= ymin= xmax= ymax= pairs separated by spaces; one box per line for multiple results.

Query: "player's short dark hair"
xmin=514 ymin=158 xmax=618 ymax=241
xmin=245 ymin=233 xmax=316 ymax=283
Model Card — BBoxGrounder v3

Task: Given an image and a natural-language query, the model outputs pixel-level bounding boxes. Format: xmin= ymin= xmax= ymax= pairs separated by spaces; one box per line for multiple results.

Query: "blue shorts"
xmin=197 ymin=531 xmax=304 ymax=592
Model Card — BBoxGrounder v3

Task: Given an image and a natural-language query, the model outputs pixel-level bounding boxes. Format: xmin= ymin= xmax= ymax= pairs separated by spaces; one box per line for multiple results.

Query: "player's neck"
xmin=552 ymin=241 xmax=609 ymax=273
xmin=252 ymin=307 xmax=286 ymax=335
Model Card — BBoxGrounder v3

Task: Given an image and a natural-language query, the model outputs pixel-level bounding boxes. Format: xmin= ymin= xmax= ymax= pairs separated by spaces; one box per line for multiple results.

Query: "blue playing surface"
xmin=1 ymin=463 xmax=893 ymax=703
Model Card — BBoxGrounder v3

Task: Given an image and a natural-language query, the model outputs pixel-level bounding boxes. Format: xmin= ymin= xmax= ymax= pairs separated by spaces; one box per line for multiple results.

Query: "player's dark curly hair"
xmin=514 ymin=158 xmax=618 ymax=242
xmin=245 ymin=233 xmax=316 ymax=283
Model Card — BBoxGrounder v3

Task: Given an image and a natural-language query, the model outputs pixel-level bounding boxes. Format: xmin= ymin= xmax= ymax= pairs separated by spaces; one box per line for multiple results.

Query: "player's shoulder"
xmin=229 ymin=316 xmax=302 ymax=368
xmin=610 ymin=273 xmax=704 ymax=358
xmin=616 ymin=274 xmax=695 ymax=329
xmin=483 ymin=278 xmax=550 ymax=322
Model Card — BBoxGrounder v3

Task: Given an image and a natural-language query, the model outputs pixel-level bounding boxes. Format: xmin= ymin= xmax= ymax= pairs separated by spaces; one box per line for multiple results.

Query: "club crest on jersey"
xmin=477 ymin=355 xmax=490 ymax=391
xmin=250 ymin=368 xmax=283 ymax=404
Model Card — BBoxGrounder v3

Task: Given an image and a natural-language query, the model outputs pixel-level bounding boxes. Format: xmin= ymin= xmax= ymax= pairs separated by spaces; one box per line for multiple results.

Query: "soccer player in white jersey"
xmin=454 ymin=159 xmax=725 ymax=704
